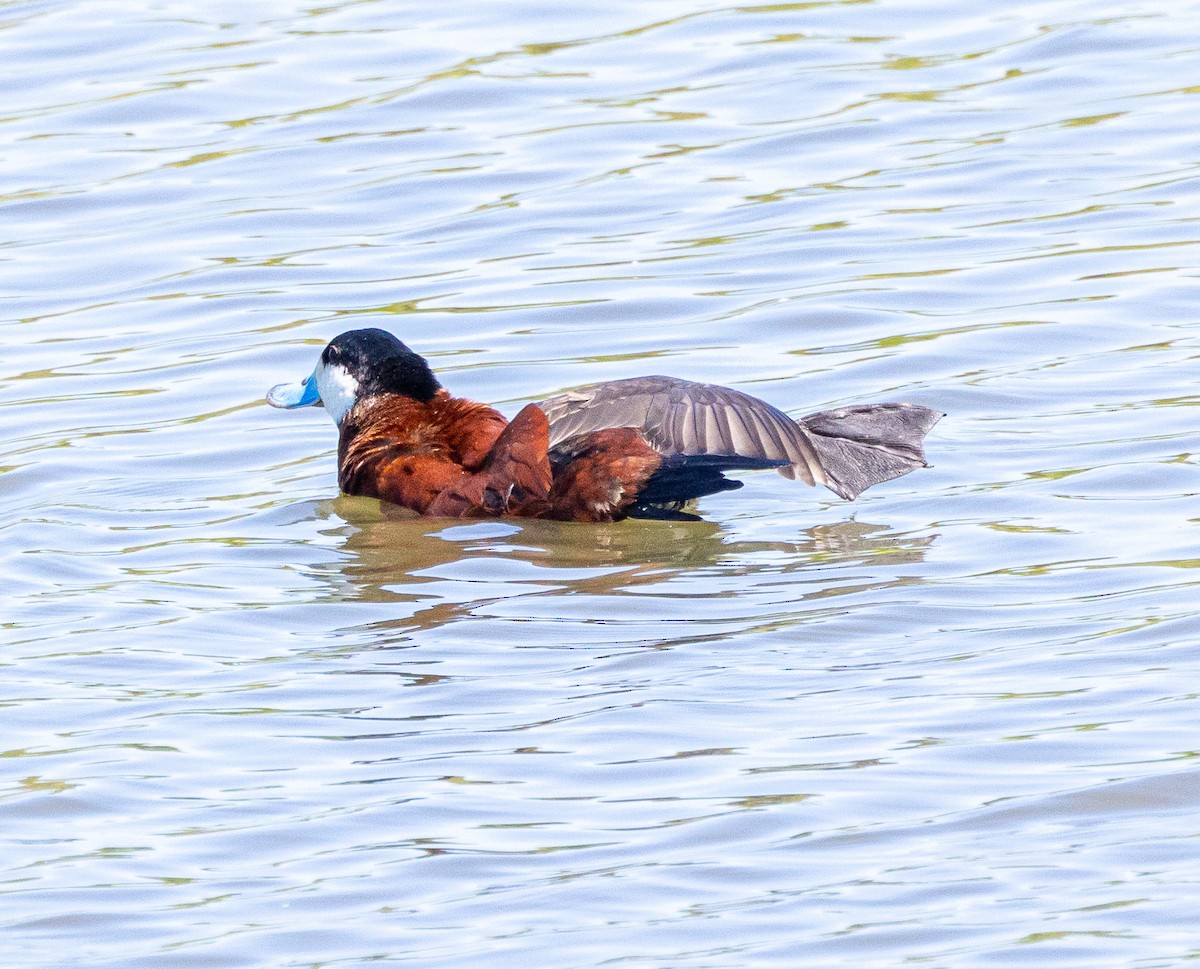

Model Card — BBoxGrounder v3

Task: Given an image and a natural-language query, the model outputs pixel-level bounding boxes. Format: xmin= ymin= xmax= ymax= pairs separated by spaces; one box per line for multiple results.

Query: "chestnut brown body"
xmin=336 ymin=390 xmax=666 ymax=522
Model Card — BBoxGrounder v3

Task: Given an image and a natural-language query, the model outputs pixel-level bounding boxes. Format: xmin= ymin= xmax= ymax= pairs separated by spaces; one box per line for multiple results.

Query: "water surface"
xmin=3 ymin=1 xmax=1199 ymax=967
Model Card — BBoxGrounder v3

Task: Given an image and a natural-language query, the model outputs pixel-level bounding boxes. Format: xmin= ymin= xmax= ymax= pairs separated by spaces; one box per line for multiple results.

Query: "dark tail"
xmin=799 ymin=403 xmax=943 ymax=501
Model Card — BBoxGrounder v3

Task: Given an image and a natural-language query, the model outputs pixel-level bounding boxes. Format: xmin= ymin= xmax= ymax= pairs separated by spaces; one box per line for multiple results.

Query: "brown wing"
xmin=538 ymin=376 xmax=829 ymax=487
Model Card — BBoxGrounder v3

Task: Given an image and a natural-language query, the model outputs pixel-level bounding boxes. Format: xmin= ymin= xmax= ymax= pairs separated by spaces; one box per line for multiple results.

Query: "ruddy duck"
xmin=267 ymin=328 xmax=941 ymax=522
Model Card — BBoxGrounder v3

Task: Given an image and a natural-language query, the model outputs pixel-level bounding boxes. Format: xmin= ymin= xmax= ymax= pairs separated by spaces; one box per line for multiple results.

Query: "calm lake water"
xmin=4 ymin=1 xmax=1198 ymax=966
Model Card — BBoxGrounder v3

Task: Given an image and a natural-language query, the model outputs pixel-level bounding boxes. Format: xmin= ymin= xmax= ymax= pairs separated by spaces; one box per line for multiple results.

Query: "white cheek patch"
xmin=316 ymin=362 xmax=360 ymax=426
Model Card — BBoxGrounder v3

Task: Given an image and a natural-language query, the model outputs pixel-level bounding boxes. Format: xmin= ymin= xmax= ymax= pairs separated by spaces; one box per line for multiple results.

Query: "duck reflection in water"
xmin=294 ymin=498 xmax=938 ymax=632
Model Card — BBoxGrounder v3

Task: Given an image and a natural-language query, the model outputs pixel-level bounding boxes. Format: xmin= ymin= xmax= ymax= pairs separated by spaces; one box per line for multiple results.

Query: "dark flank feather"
xmin=632 ymin=453 xmax=788 ymax=507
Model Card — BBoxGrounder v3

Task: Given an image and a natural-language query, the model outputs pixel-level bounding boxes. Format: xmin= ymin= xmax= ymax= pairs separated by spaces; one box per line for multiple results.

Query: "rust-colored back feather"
xmin=337 ymin=391 xmax=509 ymax=514
xmin=547 ymin=428 xmax=663 ymax=522
xmin=426 ymin=404 xmax=554 ymax=518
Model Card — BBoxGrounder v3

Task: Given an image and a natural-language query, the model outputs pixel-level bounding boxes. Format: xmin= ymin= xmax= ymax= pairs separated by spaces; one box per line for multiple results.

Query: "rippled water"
xmin=4 ymin=1 xmax=1199 ymax=966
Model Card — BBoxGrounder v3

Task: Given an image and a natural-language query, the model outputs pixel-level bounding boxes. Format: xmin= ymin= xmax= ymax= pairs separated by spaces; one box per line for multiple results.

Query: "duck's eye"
xmin=322 ymin=344 xmax=340 ymax=365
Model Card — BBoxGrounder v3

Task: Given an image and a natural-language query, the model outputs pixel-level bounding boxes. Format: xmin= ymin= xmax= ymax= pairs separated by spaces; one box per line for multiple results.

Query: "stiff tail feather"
xmin=799 ymin=403 xmax=943 ymax=501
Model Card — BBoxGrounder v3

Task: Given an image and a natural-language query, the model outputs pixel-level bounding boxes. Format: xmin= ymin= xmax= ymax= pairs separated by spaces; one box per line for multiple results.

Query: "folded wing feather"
xmin=538 ymin=376 xmax=828 ymax=487
xmin=539 ymin=376 xmax=943 ymax=502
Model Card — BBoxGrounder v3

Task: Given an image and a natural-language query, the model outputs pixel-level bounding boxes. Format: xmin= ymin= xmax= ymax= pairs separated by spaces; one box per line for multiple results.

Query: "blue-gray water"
xmin=3 ymin=2 xmax=1198 ymax=967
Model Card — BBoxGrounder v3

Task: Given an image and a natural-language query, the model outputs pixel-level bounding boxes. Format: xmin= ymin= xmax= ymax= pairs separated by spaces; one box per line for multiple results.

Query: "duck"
xmin=266 ymin=328 xmax=942 ymax=522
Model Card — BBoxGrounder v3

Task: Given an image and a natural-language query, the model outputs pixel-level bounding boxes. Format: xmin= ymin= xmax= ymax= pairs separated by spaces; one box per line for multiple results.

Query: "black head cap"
xmin=322 ymin=328 xmax=442 ymax=403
